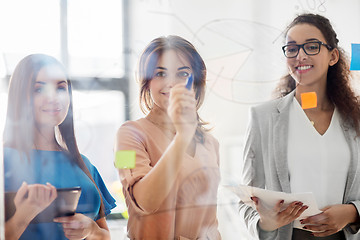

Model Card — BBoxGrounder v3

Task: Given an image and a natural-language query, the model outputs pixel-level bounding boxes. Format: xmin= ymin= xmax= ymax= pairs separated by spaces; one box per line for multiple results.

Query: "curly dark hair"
xmin=273 ymin=13 xmax=360 ymax=135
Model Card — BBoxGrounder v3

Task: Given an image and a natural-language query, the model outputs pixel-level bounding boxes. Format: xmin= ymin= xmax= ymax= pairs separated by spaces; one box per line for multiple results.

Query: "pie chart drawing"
xmin=192 ymin=19 xmax=286 ymax=104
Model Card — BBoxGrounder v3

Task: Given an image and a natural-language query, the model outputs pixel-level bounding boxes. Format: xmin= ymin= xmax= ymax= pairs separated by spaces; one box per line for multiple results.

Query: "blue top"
xmin=4 ymin=148 xmax=116 ymax=240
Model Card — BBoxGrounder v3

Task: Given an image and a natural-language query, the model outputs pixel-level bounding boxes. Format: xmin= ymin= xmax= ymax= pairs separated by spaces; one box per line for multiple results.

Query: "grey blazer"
xmin=239 ymin=91 xmax=360 ymax=240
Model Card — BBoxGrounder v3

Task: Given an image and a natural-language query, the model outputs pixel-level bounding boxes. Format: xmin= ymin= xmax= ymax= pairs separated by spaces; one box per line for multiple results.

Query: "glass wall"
xmin=2 ymin=0 xmax=360 ymax=239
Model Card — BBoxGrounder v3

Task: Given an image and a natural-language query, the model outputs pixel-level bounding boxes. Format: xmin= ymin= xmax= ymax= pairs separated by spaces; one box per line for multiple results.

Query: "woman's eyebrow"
xmin=155 ymin=66 xmax=167 ymax=70
xmin=286 ymin=38 xmax=320 ymax=44
xmin=57 ymin=80 xmax=68 ymax=85
xmin=178 ymin=66 xmax=190 ymax=70
xmin=35 ymin=80 xmax=68 ymax=85
xmin=305 ymin=38 xmax=320 ymax=42
xmin=35 ymin=81 xmax=46 ymax=85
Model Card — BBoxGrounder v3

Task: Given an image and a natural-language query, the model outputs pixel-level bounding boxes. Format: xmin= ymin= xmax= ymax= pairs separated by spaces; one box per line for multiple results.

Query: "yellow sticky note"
xmin=301 ymin=92 xmax=317 ymax=109
xmin=114 ymin=150 xmax=136 ymax=169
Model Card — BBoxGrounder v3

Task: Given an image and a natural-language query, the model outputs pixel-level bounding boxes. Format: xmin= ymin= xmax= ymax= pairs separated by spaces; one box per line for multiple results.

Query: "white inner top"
xmin=288 ymin=97 xmax=350 ymax=212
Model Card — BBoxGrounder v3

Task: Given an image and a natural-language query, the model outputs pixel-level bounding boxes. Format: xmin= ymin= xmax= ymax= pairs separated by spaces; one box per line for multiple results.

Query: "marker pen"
xmin=185 ymin=74 xmax=194 ymax=90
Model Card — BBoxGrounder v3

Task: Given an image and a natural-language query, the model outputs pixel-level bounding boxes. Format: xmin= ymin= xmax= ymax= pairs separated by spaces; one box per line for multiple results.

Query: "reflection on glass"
xmin=0 ymin=0 xmax=60 ymax=75
xmin=68 ymin=0 xmax=124 ymax=77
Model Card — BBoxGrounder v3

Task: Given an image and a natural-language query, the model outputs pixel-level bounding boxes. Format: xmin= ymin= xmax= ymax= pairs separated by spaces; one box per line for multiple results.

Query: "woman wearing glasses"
xmin=239 ymin=14 xmax=360 ymax=240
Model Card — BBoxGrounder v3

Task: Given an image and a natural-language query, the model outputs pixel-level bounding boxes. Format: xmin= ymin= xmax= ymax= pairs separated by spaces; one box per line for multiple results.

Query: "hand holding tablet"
xmin=5 ymin=186 xmax=82 ymax=223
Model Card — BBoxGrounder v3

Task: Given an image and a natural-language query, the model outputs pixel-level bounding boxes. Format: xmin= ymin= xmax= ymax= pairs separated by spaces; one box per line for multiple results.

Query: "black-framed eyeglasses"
xmin=282 ymin=41 xmax=333 ymax=58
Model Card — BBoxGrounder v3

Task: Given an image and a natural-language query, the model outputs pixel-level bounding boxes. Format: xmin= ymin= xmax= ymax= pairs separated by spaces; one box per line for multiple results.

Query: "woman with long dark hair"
xmin=240 ymin=14 xmax=360 ymax=240
xmin=4 ymin=54 xmax=116 ymax=240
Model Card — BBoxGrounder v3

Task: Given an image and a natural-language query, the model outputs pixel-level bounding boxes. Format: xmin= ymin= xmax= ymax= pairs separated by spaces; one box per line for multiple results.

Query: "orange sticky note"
xmin=301 ymin=92 xmax=317 ymax=109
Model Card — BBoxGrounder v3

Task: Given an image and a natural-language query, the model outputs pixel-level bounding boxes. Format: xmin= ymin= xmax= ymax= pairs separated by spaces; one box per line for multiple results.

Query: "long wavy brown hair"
xmin=3 ymin=54 xmax=105 ymax=218
xmin=138 ymin=35 xmax=209 ymax=143
xmin=274 ymin=13 xmax=360 ymax=135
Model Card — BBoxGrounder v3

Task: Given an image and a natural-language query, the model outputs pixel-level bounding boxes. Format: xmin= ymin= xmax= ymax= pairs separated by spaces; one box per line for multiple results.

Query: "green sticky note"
xmin=114 ymin=150 xmax=136 ymax=169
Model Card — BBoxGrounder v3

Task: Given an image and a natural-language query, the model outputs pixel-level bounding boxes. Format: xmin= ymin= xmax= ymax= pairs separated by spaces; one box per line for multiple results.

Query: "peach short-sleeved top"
xmin=117 ymin=118 xmax=221 ymax=240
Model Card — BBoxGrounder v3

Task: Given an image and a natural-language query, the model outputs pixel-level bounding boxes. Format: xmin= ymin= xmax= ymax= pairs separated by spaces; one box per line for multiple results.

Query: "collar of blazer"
xmin=270 ymin=91 xmax=295 ymax=193
xmin=276 ymin=90 xmax=296 ymax=113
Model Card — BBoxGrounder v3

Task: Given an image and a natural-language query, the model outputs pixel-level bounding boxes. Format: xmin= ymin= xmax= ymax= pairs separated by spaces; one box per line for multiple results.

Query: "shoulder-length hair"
xmin=138 ymin=35 xmax=209 ymax=143
xmin=273 ymin=13 xmax=360 ymax=135
xmin=3 ymin=54 xmax=105 ymax=217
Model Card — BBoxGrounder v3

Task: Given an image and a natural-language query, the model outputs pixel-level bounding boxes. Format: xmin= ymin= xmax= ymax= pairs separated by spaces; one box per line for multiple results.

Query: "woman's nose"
xmin=296 ymin=47 xmax=308 ymax=61
xmin=44 ymin=87 xmax=59 ymax=102
xmin=165 ymin=76 xmax=178 ymax=88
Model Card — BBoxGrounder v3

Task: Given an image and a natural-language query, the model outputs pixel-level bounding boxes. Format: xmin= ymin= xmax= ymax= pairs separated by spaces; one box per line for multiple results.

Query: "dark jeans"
xmin=292 ymin=228 xmax=345 ymax=240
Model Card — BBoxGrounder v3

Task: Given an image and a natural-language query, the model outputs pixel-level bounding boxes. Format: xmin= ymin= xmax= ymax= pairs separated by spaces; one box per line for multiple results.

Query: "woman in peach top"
xmin=115 ymin=35 xmax=221 ymax=240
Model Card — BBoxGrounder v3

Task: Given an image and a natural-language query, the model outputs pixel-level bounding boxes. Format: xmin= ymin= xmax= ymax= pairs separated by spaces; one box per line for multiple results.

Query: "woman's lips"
xmin=42 ymin=108 xmax=61 ymax=115
xmin=296 ymin=65 xmax=313 ymax=74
